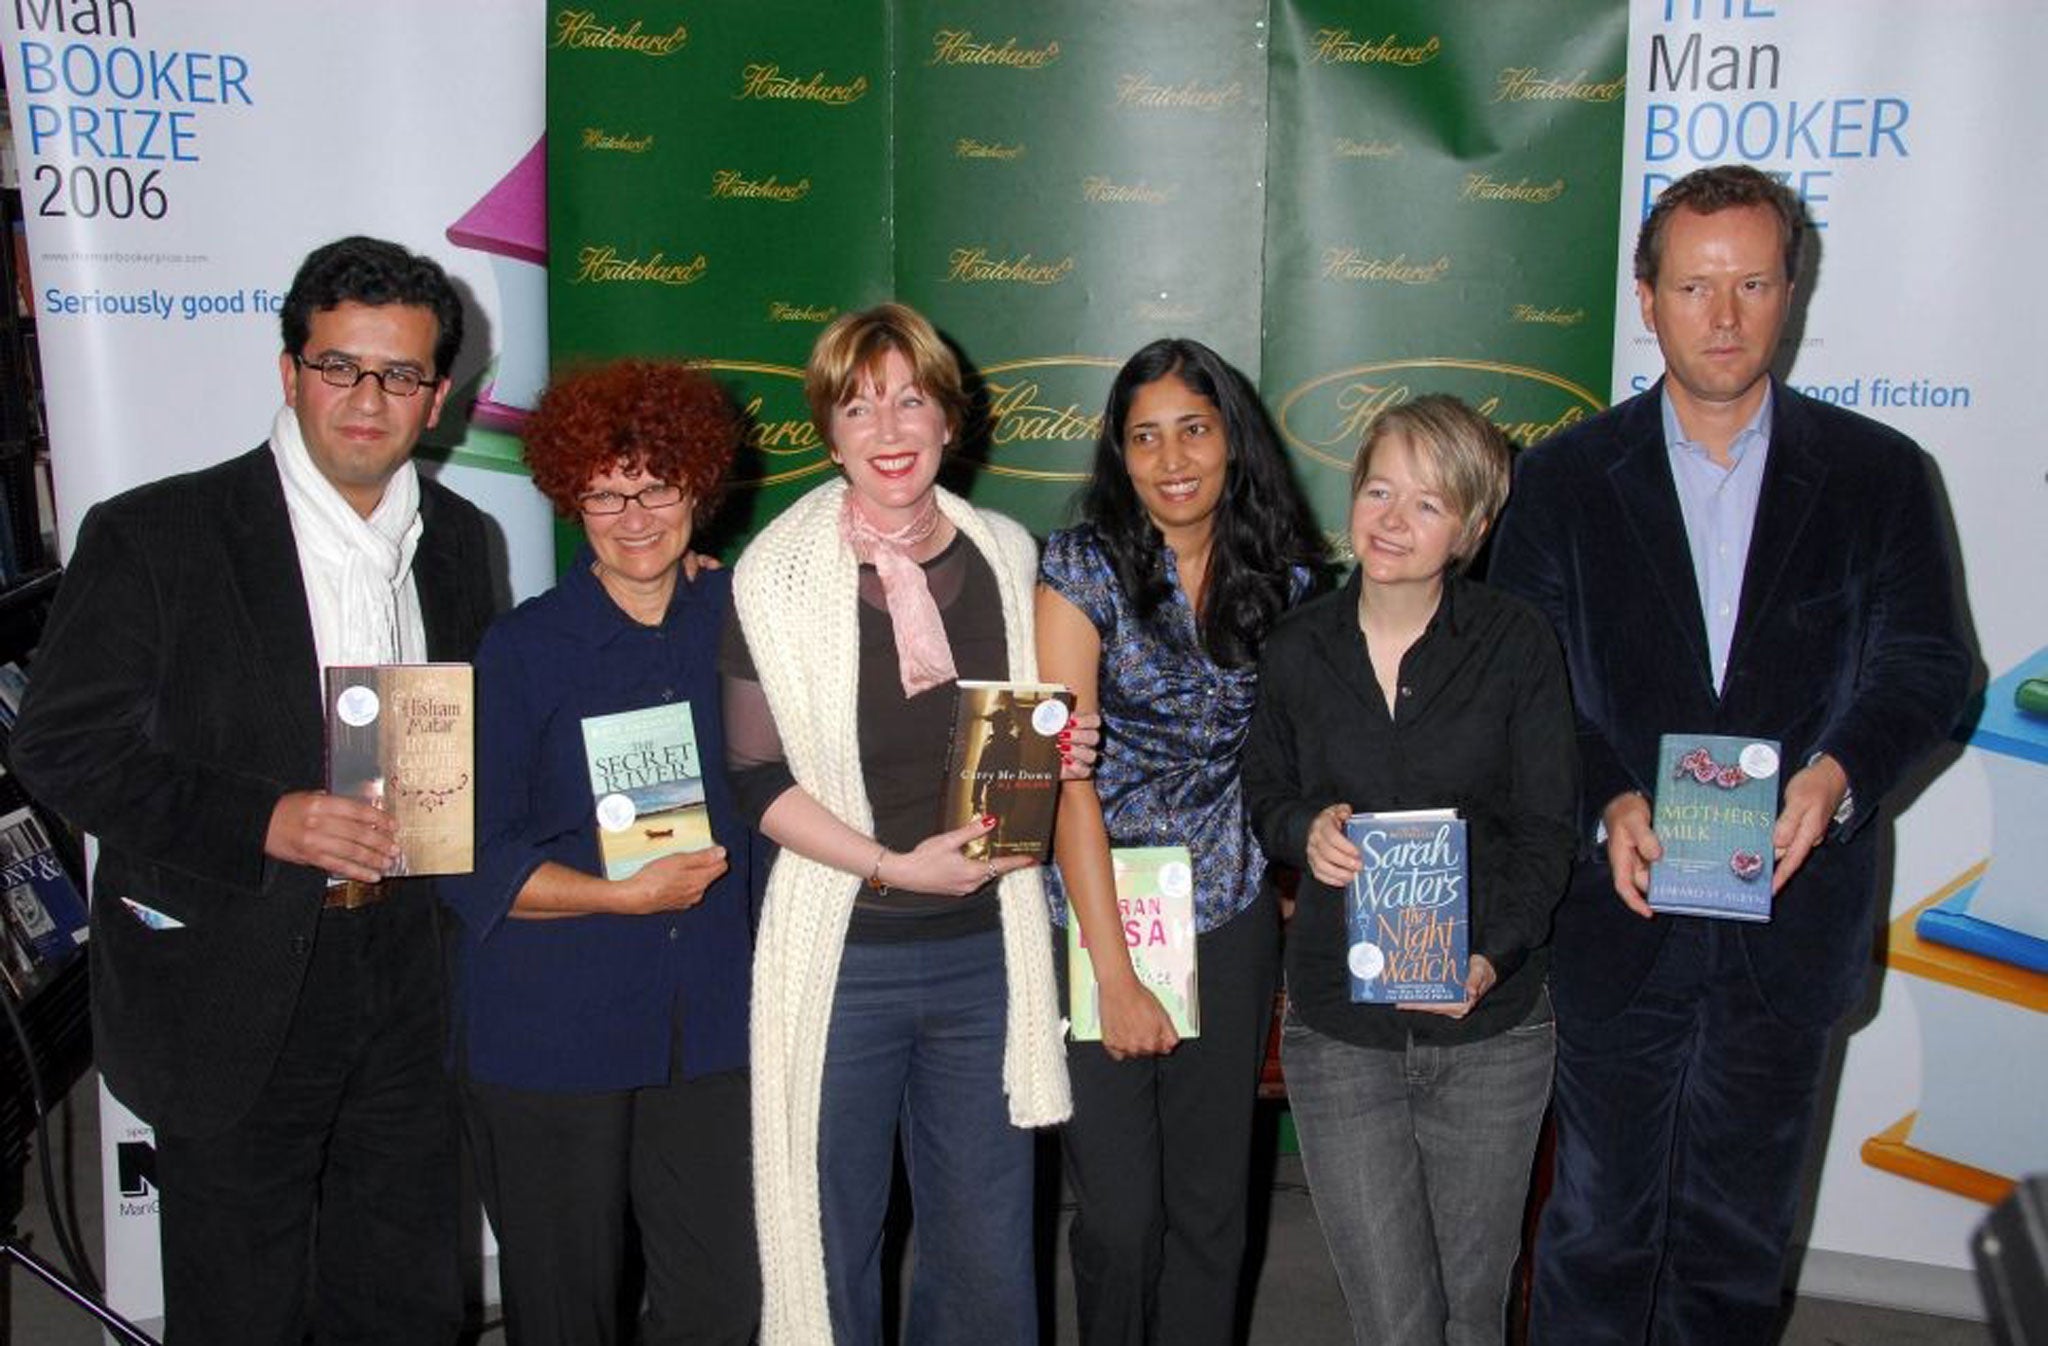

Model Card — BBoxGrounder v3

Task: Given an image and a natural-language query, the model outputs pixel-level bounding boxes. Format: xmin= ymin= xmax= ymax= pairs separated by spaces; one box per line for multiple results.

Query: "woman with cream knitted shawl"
xmin=721 ymin=304 xmax=1074 ymax=1344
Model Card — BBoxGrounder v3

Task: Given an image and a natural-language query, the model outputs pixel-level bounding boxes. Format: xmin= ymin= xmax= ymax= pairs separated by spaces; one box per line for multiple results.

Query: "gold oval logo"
xmin=975 ymin=356 xmax=1120 ymax=482
xmin=692 ymin=360 xmax=832 ymax=489
xmin=1277 ymin=358 xmax=1605 ymax=476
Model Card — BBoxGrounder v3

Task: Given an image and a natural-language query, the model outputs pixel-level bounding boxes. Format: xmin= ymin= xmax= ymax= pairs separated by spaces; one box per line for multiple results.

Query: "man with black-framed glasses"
xmin=13 ymin=235 xmax=497 ymax=1344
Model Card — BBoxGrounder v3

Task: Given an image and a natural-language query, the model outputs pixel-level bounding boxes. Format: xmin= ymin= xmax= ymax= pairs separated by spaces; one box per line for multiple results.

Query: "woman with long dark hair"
xmin=1038 ymin=337 xmax=1326 ymax=1344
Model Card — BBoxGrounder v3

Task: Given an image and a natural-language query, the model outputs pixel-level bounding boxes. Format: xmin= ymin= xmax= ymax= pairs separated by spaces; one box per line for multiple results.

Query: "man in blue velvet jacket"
xmin=1489 ymin=165 xmax=1971 ymax=1344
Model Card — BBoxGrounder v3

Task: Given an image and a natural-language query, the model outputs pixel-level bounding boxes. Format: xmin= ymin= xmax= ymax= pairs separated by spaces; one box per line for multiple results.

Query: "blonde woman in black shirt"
xmin=1241 ymin=394 xmax=1578 ymax=1345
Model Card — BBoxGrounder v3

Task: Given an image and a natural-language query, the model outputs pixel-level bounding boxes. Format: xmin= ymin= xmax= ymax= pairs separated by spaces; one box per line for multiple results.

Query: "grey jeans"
xmin=1281 ymin=992 xmax=1554 ymax=1345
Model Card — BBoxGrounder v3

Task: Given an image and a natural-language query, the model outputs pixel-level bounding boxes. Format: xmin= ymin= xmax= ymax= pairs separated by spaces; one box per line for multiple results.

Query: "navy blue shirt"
xmin=443 ymin=551 xmax=754 ymax=1092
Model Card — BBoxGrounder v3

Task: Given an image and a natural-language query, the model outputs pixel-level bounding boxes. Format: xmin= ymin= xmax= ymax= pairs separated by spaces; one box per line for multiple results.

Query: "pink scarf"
xmin=839 ymin=490 xmax=957 ymax=697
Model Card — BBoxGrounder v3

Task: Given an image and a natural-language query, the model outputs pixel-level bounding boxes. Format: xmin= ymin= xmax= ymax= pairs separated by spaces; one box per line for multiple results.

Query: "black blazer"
xmin=10 ymin=446 xmax=495 ymax=1135
xmin=1488 ymin=381 xmax=1971 ymax=1028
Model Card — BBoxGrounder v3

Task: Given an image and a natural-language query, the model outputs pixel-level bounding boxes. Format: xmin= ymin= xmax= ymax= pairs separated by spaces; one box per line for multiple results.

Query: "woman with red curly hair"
xmin=443 ymin=359 xmax=760 ymax=1344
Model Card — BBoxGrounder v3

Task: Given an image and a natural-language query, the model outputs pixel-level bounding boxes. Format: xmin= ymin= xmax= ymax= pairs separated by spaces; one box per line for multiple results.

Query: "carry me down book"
xmin=938 ymin=681 xmax=1073 ymax=862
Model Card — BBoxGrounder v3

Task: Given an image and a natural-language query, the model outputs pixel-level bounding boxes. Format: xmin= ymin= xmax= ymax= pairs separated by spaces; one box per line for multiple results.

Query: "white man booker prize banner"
xmin=1613 ymin=0 xmax=2047 ymax=1315
xmin=1 ymin=0 xmax=554 ymax=1328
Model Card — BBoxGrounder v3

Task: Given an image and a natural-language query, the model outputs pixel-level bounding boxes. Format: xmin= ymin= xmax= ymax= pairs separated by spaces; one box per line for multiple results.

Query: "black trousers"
xmin=156 ymin=897 xmax=462 ymax=1346
xmin=1057 ymin=889 xmax=1280 ymax=1346
xmin=461 ymin=1068 xmax=758 ymax=1346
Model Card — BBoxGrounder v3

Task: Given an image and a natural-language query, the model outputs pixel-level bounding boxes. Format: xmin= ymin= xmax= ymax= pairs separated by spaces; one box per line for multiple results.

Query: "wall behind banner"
xmin=546 ymin=0 xmax=1628 ymax=546
xmin=1 ymin=0 xmax=557 ymax=1329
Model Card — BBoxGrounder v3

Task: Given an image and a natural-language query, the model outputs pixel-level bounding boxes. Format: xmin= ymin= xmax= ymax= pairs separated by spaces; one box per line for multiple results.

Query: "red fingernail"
xmin=982 ymin=814 xmax=998 ymax=827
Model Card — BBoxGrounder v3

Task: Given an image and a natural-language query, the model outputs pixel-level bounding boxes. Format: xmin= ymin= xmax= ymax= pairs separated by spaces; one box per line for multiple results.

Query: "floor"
xmin=2 ymin=1071 xmax=1996 ymax=1345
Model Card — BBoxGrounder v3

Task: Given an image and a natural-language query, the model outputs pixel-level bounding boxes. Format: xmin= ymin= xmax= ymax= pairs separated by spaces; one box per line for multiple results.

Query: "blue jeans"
xmin=1282 ymin=993 xmax=1554 ymax=1346
xmin=1531 ymin=920 xmax=1831 ymax=1346
xmin=819 ymin=929 xmax=1035 ymax=1345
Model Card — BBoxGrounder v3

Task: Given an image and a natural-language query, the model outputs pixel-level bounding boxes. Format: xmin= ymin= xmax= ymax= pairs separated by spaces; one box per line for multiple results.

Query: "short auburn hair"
xmin=521 ymin=360 xmax=739 ymax=521
xmin=803 ymin=303 xmax=968 ymax=443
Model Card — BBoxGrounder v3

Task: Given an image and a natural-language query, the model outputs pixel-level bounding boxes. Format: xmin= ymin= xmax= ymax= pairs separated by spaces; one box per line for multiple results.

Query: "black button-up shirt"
xmin=1243 ymin=569 xmax=1579 ymax=1047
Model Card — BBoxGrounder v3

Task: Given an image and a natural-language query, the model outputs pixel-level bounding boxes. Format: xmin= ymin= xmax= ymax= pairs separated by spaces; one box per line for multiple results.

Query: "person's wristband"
xmin=866 ymin=844 xmax=890 ymax=895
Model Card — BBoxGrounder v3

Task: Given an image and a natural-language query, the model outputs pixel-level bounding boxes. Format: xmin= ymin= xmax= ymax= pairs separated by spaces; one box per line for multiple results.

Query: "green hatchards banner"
xmin=546 ymin=1 xmax=1625 ymax=550
xmin=1263 ymin=2 xmax=1628 ymax=532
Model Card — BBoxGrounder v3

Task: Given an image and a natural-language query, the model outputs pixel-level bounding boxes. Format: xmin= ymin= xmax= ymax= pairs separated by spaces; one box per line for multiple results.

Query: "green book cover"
xmin=1648 ymin=734 xmax=1780 ymax=921
xmin=1068 ymin=846 xmax=1200 ymax=1040
xmin=581 ymin=703 xmax=713 ymax=881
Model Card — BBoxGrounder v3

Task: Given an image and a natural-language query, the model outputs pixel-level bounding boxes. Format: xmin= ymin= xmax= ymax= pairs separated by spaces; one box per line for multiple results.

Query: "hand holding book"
xmin=1601 ymin=791 xmax=1661 ymax=918
xmin=1771 ymin=752 xmax=1848 ymax=894
xmin=264 ymin=789 xmax=402 ymax=883
xmin=1093 ymin=975 xmax=1182 ymax=1060
xmin=1402 ymin=953 xmax=1498 ymax=1021
xmin=614 ymin=845 xmax=729 ymax=915
xmin=877 ymin=815 xmax=1037 ymax=897
xmin=1305 ymin=802 xmax=1362 ymax=888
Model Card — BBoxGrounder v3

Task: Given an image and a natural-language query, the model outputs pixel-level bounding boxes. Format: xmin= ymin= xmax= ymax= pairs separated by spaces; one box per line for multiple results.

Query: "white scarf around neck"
xmin=271 ymin=404 xmax=428 ymax=669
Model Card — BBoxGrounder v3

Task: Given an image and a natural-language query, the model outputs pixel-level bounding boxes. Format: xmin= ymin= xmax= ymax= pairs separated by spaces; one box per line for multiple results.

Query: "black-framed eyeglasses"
xmin=295 ymin=355 xmax=441 ymax=399
xmin=577 ymin=483 xmax=686 ymax=515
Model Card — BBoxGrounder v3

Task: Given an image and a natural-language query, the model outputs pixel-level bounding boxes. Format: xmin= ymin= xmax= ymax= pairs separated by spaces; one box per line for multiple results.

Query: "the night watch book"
xmin=324 ymin=665 xmax=475 ymax=876
xmin=1647 ymin=733 xmax=1780 ymax=921
xmin=1068 ymin=846 xmax=1201 ymax=1041
xmin=581 ymin=702 xmax=713 ymax=880
xmin=1344 ymin=810 xmax=1467 ymax=1004
xmin=938 ymin=680 xmax=1073 ymax=861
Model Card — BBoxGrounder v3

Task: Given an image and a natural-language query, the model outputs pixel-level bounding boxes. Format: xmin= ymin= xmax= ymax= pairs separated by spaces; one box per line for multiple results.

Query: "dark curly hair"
xmin=281 ymin=236 xmax=465 ymax=377
xmin=1080 ymin=338 xmax=1328 ymax=668
xmin=521 ymin=360 xmax=740 ymax=523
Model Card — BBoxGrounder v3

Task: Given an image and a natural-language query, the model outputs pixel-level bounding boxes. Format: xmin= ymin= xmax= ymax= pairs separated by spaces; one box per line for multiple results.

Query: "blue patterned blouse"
xmin=1041 ymin=523 xmax=1312 ymax=933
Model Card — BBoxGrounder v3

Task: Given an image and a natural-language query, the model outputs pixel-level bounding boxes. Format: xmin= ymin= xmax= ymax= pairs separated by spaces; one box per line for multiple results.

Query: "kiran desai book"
xmin=1344 ymin=810 xmax=1468 ymax=1005
xmin=581 ymin=702 xmax=714 ymax=881
xmin=1647 ymin=734 xmax=1781 ymax=921
xmin=1068 ymin=846 xmax=1201 ymax=1040
xmin=325 ymin=664 xmax=474 ymax=876
xmin=937 ymin=680 xmax=1073 ymax=862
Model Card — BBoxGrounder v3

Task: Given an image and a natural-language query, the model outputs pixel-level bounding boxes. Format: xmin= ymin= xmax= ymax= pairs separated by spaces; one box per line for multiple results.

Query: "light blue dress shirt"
xmin=1663 ymin=386 xmax=1772 ymax=694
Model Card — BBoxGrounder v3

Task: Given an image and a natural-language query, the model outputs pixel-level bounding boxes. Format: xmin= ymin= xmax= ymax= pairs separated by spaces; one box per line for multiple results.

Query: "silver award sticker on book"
xmin=1347 ymin=941 xmax=1387 ymax=982
xmin=1031 ymin=697 xmax=1071 ymax=737
xmin=1739 ymin=741 xmax=1780 ymax=779
xmin=336 ymin=684 xmax=380 ymax=728
xmin=595 ymin=792 xmax=638 ymax=833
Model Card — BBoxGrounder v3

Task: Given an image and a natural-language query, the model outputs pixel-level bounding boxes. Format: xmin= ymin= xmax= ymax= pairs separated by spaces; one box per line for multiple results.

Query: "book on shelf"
xmin=937 ymin=680 xmax=1073 ymax=862
xmin=1344 ymin=809 xmax=1468 ymax=1005
xmin=0 ymin=799 xmax=87 ymax=1001
xmin=0 ymin=659 xmax=26 ymax=726
xmin=324 ymin=664 xmax=475 ymax=876
xmin=1068 ymin=846 xmax=1200 ymax=1041
xmin=581 ymin=701 xmax=714 ymax=881
xmin=1647 ymin=733 xmax=1780 ymax=921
